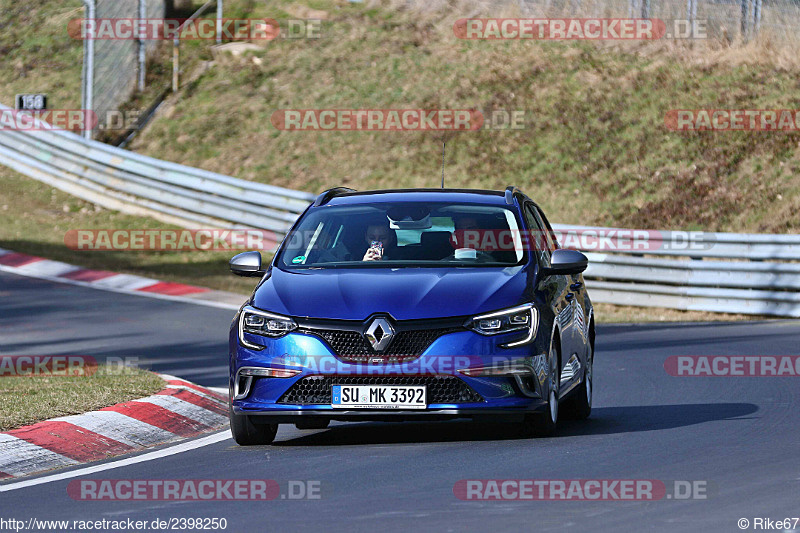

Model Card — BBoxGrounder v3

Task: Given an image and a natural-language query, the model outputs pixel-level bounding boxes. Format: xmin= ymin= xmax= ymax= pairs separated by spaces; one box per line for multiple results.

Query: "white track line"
xmin=0 ymin=431 xmax=230 ymax=493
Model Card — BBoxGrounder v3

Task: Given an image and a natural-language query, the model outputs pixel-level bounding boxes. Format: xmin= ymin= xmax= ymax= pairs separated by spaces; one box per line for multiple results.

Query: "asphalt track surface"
xmin=1 ymin=269 xmax=799 ymax=532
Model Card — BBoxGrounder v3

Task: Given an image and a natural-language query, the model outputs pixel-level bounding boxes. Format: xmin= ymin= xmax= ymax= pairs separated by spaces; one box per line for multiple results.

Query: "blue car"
xmin=228 ymin=187 xmax=594 ymax=444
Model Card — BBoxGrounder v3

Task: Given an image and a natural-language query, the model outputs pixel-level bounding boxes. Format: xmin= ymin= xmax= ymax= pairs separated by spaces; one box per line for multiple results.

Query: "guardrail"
xmin=0 ymin=104 xmax=315 ymax=232
xmin=551 ymin=224 xmax=800 ymax=318
xmin=0 ymin=108 xmax=798 ymax=317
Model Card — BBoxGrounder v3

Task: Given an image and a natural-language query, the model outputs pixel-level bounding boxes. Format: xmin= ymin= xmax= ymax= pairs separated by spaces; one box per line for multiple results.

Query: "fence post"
xmin=741 ymin=0 xmax=750 ymax=39
xmin=138 ymin=0 xmax=146 ymax=92
xmin=753 ymin=0 xmax=762 ymax=35
xmin=172 ymin=36 xmax=180 ymax=92
xmin=217 ymin=0 xmax=223 ymax=44
xmin=81 ymin=0 xmax=96 ymax=140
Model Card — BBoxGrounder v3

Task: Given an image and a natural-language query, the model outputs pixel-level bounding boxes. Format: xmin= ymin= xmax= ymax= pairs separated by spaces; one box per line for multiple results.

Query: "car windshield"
xmin=277 ymin=201 xmax=526 ymax=269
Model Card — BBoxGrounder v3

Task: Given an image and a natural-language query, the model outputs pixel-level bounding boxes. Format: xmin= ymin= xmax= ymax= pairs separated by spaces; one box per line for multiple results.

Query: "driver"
xmin=453 ymin=215 xmax=481 ymax=250
xmin=362 ymin=220 xmax=397 ymax=261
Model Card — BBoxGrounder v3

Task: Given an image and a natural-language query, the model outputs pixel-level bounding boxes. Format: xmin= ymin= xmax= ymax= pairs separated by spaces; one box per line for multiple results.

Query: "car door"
xmin=534 ymin=205 xmax=589 ymax=391
xmin=522 ymin=202 xmax=574 ymax=383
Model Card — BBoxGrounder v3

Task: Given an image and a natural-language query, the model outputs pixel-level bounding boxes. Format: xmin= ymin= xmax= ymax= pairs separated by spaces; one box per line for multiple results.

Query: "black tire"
xmin=520 ymin=341 xmax=560 ymax=438
xmin=562 ymin=342 xmax=593 ymax=420
xmin=229 ymin=404 xmax=278 ymax=445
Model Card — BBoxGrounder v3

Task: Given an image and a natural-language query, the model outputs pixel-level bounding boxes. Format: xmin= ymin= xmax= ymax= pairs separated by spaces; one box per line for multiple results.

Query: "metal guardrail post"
xmin=138 ymin=0 xmax=147 ymax=91
xmin=81 ymin=0 xmax=96 ymax=140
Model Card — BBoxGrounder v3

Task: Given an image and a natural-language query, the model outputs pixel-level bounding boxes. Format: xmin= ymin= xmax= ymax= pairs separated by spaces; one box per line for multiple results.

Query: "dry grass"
xmin=124 ymin=0 xmax=800 ymax=233
xmin=0 ymin=0 xmax=84 ymax=110
xmin=0 ymin=365 xmax=164 ymax=431
xmin=0 ymin=166 xmax=262 ymax=294
xmin=593 ymin=302 xmax=759 ymax=323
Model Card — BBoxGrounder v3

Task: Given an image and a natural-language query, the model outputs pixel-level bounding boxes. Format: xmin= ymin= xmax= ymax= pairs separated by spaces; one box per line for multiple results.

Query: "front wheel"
xmin=521 ymin=342 xmax=560 ymax=438
xmin=562 ymin=342 xmax=592 ymax=420
xmin=229 ymin=404 xmax=278 ymax=445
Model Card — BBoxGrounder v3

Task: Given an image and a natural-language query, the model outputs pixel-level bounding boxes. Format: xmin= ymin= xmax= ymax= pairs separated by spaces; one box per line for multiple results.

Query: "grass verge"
xmin=0 ymin=165 xmax=262 ymax=295
xmin=0 ymin=365 xmax=164 ymax=431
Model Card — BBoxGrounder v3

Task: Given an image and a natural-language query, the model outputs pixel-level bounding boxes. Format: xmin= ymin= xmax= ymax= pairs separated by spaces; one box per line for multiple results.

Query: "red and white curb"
xmin=0 ymin=374 xmax=229 ymax=480
xmin=0 ymin=247 xmax=243 ymax=310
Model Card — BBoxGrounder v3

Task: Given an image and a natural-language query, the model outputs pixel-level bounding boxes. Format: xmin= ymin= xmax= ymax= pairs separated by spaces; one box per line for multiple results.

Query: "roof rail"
xmin=504 ymin=186 xmax=520 ymax=205
xmin=313 ymin=187 xmax=357 ymax=207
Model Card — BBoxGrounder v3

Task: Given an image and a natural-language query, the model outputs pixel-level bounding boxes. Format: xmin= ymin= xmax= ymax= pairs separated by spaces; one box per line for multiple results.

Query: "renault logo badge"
xmin=365 ymin=317 xmax=395 ymax=352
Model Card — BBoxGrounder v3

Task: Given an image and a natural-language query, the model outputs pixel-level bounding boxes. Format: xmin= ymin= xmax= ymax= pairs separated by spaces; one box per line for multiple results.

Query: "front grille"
xmin=297 ymin=327 xmax=461 ymax=363
xmin=278 ymin=375 xmax=484 ymax=405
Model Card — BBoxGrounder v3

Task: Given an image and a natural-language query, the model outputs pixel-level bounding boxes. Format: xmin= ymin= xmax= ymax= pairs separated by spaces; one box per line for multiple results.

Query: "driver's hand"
xmin=363 ymin=248 xmax=382 ymax=261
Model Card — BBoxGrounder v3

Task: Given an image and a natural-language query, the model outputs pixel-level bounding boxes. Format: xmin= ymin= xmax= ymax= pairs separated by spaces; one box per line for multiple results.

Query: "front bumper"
xmin=229 ymin=326 xmax=551 ymax=418
xmin=232 ymin=406 xmax=548 ymax=424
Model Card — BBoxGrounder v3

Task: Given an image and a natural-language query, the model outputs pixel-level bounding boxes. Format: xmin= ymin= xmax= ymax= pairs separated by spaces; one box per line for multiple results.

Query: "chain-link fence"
xmin=401 ymin=0 xmax=794 ymax=42
xmin=509 ymin=0 xmax=787 ymax=41
xmin=81 ymin=0 xmax=166 ymax=139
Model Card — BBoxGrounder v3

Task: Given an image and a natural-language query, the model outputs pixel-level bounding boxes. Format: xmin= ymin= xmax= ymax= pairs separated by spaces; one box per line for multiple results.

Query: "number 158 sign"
xmin=15 ymin=94 xmax=47 ymax=111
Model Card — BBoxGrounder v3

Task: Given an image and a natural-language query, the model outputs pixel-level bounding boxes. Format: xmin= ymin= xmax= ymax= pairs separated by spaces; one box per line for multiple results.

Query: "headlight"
xmin=238 ymin=305 xmax=297 ymax=349
xmin=467 ymin=303 xmax=538 ymax=347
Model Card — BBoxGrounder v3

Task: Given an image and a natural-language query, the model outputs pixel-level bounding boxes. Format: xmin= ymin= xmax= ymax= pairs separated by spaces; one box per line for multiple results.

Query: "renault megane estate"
xmin=228 ymin=187 xmax=594 ymax=444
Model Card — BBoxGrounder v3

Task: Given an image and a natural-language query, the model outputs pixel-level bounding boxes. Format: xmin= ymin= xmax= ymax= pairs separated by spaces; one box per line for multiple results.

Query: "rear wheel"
xmin=563 ymin=342 xmax=593 ymax=420
xmin=521 ymin=341 xmax=560 ymax=438
xmin=229 ymin=404 xmax=278 ymax=445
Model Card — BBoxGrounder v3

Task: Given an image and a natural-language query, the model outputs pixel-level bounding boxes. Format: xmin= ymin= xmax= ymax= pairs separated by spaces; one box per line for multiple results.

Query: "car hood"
xmin=252 ymin=266 xmax=532 ymax=321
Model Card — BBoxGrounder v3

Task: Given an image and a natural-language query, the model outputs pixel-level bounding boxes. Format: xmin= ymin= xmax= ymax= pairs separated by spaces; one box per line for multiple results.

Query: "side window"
xmin=523 ymin=203 xmax=549 ymax=268
xmin=534 ymin=206 xmax=560 ymax=251
xmin=531 ymin=207 xmax=556 ymax=266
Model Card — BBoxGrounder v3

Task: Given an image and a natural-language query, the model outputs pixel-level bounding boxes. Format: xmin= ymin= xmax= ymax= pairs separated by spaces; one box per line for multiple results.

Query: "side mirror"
xmin=542 ymin=249 xmax=588 ymax=276
xmin=230 ymin=251 xmax=265 ymax=277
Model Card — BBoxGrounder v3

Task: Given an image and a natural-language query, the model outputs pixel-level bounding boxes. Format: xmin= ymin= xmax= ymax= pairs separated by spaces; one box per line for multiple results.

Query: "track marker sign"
xmin=15 ymin=94 xmax=47 ymax=111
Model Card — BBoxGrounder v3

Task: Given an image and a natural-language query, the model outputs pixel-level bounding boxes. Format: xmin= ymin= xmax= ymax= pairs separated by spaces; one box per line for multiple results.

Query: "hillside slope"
xmin=128 ymin=0 xmax=800 ymax=233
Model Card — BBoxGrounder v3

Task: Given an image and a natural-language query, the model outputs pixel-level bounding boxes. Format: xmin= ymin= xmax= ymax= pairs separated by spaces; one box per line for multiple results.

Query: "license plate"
xmin=331 ymin=385 xmax=426 ymax=409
